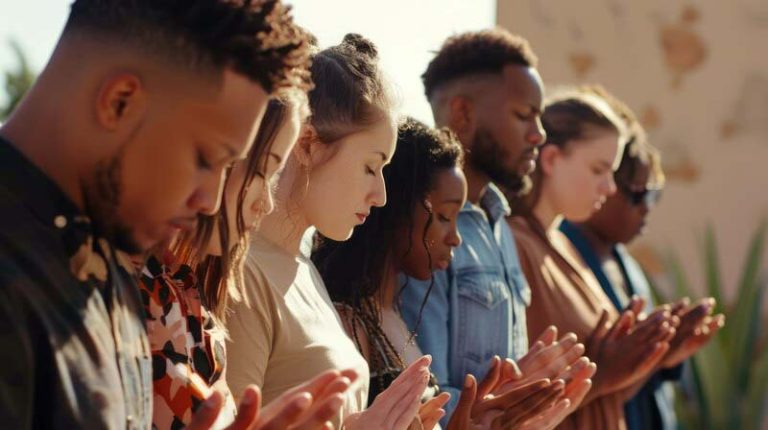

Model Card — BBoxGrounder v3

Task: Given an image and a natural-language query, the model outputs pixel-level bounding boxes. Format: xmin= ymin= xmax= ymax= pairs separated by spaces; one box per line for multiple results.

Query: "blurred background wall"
xmin=497 ymin=0 xmax=768 ymax=304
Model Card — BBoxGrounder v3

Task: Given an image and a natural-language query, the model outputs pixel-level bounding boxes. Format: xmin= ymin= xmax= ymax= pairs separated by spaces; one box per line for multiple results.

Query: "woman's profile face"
xmin=399 ymin=167 xmax=467 ymax=281
xmin=207 ymin=104 xmax=302 ymax=256
xmin=544 ymin=130 xmax=621 ymax=222
xmin=303 ymin=117 xmax=397 ymax=241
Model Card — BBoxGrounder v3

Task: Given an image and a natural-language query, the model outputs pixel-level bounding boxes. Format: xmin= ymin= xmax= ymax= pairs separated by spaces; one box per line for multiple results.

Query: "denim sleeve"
xmin=399 ymin=270 xmax=461 ymax=422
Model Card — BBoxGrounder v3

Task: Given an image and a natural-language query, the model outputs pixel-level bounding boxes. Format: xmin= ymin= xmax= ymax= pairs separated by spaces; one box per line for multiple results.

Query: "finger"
xmin=556 ymin=356 xmax=590 ymax=385
xmin=339 ymin=368 xmax=361 ymax=385
xmin=292 ymin=394 xmax=344 ymax=430
xmin=526 ymin=341 xmax=585 ymax=382
xmin=474 ymin=378 xmax=551 ymax=415
xmin=632 ymin=342 xmax=670 ymax=377
xmin=420 ymin=392 xmax=450 ymax=416
xmin=420 ymin=409 xmax=446 ymax=430
xmin=477 ymin=356 xmax=502 ymax=399
xmin=505 ymin=379 xmax=566 ymax=428
xmin=565 ymin=378 xmax=593 ymax=406
xmin=390 ymin=371 xmax=430 ymax=429
xmin=448 ymin=375 xmax=477 ymax=429
xmin=257 ymin=393 xmax=313 ymax=430
xmin=586 ymin=310 xmax=610 ymax=353
xmin=670 ymin=297 xmax=690 ymax=316
xmin=372 ymin=365 xmax=429 ymax=411
xmin=563 ymin=363 xmax=596 ymax=399
xmin=227 ymin=386 xmax=261 ymax=430
xmin=607 ymin=310 xmax=635 ymax=341
xmin=188 ymin=391 xmax=224 ymax=430
xmin=281 ymin=370 xmax=341 ymax=401
xmin=527 ymin=340 xmax=545 ymax=356
xmin=535 ymin=326 xmax=558 ymax=346
xmin=519 ymin=398 xmax=572 ymax=430
xmin=315 ymin=376 xmax=352 ymax=400
xmin=627 ymin=296 xmax=645 ymax=316
xmin=523 ymin=333 xmax=579 ymax=376
xmin=500 ymin=358 xmax=522 ymax=384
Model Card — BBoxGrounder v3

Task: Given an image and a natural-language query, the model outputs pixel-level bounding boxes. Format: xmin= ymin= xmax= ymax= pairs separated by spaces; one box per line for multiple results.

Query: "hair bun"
xmin=342 ymin=33 xmax=378 ymax=59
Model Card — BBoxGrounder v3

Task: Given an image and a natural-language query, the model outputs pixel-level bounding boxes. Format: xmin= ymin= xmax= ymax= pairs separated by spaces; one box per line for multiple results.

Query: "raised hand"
xmin=442 ymin=356 xmax=564 ymax=430
xmin=345 ymin=355 xmax=432 ymax=430
xmin=515 ymin=333 xmax=585 ymax=387
xmin=586 ymin=307 xmax=675 ymax=399
xmin=661 ymin=297 xmax=725 ymax=368
xmin=188 ymin=368 xmax=358 ymax=430
xmin=518 ymin=356 xmax=597 ymax=430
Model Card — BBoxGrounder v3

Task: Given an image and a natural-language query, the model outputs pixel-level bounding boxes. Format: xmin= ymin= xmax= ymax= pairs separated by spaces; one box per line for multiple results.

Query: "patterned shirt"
xmin=0 ymin=136 xmax=152 ymax=428
xmin=139 ymin=254 xmax=234 ymax=429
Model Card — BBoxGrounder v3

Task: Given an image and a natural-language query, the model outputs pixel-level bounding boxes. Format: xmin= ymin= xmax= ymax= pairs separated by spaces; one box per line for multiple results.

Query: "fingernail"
xmin=464 ymin=375 xmax=473 ymax=388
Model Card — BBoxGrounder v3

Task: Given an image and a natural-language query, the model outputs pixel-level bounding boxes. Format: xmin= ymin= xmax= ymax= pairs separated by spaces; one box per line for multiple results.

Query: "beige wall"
xmin=497 ymin=1 xmax=768 ymax=302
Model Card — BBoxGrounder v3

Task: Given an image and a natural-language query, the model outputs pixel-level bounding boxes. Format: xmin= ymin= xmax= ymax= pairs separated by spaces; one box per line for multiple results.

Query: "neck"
xmin=463 ymin=164 xmax=489 ymax=206
xmin=573 ymin=222 xmax=615 ymax=258
xmin=532 ymin=191 xmax=562 ymax=234
xmin=258 ymin=162 xmax=311 ymax=256
xmin=1 ymin=76 xmax=86 ymax=211
xmin=0 ymin=38 xmax=103 ymax=212
xmin=379 ymin=252 xmax=400 ymax=311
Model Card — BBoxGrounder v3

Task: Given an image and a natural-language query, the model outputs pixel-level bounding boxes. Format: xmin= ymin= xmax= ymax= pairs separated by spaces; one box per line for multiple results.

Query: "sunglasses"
xmin=618 ymin=184 xmax=663 ymax=207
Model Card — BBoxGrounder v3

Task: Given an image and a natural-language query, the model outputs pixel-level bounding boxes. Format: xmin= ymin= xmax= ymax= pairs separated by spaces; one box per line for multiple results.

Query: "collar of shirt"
xmin=0 ymin=136 xmax=105 ymax=279
xmin=460 ymin=182 xmax=511 ymax=224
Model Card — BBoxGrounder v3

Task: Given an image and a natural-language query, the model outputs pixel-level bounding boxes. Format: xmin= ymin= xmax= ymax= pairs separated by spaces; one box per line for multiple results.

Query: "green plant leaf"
xmin=703 ymin=225 xmax=724 ymax=311
xmin=728 ymin=220 xmax=766 ymax=392
xmin=744 ymin=338 xmax=768 ymax=429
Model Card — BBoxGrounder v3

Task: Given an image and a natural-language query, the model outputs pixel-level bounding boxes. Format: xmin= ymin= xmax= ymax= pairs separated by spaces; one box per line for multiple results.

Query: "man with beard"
xmin=0 ymin=1 xmax=322 ymax=428
xmin=400 ymin=29 xmax=594 ymax=427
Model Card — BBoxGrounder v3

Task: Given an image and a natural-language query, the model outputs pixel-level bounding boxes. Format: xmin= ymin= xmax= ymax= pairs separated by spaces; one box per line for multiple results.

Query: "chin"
xmin=317 ymin=225 xmax=355 ymax=242
xmin=564 ymin=208 xmax=596 ymax=223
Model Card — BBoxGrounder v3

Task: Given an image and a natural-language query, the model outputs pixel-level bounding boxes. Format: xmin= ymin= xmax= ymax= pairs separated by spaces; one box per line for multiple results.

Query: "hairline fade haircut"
xmin=63 ymin=0 xmax=313 ymax=95
xmin=422 ymin=27 xmax=538 ymax=101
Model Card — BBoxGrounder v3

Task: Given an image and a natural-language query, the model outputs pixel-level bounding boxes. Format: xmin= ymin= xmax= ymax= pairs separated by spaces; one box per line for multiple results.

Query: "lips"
xmin=355 ymin=213 xmax=368 ymax=224
xmin=434 ymin=253 xmax=453 ymax=271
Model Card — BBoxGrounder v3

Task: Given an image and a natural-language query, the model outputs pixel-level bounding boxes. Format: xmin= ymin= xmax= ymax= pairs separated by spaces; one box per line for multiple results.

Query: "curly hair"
xmin=422 ymin=28 xmax=538 ymax=100
xmin=64 ymin=0 xmax=312 ymax=95
xmin=313 ymin=117 xmax=463 ymax=337
xmin=308 ymin=33 xmax=394 ymax=144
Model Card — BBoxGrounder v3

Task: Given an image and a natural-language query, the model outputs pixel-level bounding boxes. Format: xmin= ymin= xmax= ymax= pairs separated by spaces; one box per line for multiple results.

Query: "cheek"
xmin=248 ymin=178 xmax=276 ymax=227
xmin=552 ymin=164 xmax=599 ymax=217
xmin=118 ymin=132 xmax=195 ymax=223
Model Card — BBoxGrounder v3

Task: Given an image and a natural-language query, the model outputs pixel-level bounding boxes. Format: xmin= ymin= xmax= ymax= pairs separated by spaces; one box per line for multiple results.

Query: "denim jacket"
xmin=399 ymin=183 xmax=530 ymax=421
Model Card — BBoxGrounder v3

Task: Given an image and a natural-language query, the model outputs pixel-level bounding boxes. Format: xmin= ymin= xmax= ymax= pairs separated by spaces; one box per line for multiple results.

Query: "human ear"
xmin=95 ymin=73 xmax=146 ymax=131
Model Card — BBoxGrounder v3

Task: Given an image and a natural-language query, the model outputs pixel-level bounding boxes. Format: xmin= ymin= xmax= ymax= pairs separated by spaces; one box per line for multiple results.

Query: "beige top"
xmin=510 ymin=216 xmax=626 ymax=430
xmin=226 ymin=233 xmax=370 ymax=426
